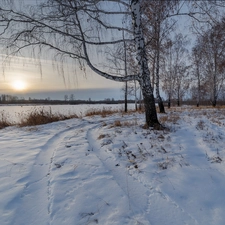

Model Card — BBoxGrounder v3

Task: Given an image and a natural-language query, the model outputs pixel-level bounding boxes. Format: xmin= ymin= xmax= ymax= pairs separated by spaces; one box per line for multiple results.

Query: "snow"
xmin=1 ymin=105 xmax=225 ymax=225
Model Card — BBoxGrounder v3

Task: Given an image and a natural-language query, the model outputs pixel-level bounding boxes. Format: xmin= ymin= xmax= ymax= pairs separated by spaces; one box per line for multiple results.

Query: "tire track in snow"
xmin=48 ymin=118 xmax=129 ymax=225
xmin=86 ymin=120 xmax=200 ymax=224
xmin=166 ymin=115 xmax=225 ymax=225
xmin=6 ymin=120 xmax=87 ymax=225
xmin=86 ymin=125 xmax=152 ymax=225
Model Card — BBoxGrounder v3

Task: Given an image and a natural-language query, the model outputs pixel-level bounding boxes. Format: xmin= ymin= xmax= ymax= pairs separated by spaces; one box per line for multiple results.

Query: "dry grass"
xmin=159 ymin=114 xmax=180 ymax=125
xmin=85 ymin=107 xmax=119 ymax=117
xmin=19 ymin=108 xmax=78 ymax=127
xmin=210 ymin=118 xmax=224 ymax=126
xmin=0 ymin=121 xmax=11 ymax=129
xmin=121 ymin=108 xmax=145 ymax=115
xmin=109 ymin=119 xmax=138 ymax=128
xmin=0 ymin=106 xmax=142 ymax=129
xmin=123 ymin=119 xmax=138 ymax=127
xmin=196 ymin=120 xmax=206 ymax=130
xmin=113 ymin=120 xmax=122 ymax=127
xmin=98 ymin=134 xmax=107 ymax=139
xmin=3 ymin=104 xmax=224 ymax=130
xmin=0 ymin=111 xmax=13 ymax=129
xmin=158 ymin=157 xmax=175 ymax=170
xmin=211 ymin=105 xmax=225 ymax=109
xmin=142 ymin=123 xmax=150 ymax=129
xmin=85 ymin=107 xmax=144 ymax=118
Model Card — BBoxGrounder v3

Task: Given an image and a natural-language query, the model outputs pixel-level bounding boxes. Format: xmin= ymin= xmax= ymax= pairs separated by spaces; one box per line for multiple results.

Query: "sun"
xmin=11 ymin=80 xmax=27 ymax=91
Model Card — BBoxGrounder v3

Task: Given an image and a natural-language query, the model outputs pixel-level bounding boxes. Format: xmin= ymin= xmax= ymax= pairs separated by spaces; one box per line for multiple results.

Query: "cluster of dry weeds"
xmin=18 ymin=108 xmax=79 ymax=127
xmin=0 ymin=105 xmax=224 ymax=129
xmin=0 ymin=107 xmax=79 ymax=128
xmin=0 ymin=111 xmax=12 ymax=129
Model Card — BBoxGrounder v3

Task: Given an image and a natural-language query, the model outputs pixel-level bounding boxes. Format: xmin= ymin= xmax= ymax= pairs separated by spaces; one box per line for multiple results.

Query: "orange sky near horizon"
xmin=0 ymin=55 xmax=123 ymax=95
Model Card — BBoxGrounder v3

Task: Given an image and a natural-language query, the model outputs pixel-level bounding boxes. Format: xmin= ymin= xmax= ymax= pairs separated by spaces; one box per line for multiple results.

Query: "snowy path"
xmin=87 ymin=124 xmax=201 ymax=225
xmin=155 ymin=112 xmax=225 ymax=225
xmin=1 ymin=121 xmax=87 ymax=224
xmin=1 ymin=107 xmax=225 ymax=225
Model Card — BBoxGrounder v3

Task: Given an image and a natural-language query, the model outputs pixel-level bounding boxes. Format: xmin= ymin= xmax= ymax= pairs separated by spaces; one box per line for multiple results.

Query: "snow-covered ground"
xmin=0 ymin=105 xmax=225 ymax=225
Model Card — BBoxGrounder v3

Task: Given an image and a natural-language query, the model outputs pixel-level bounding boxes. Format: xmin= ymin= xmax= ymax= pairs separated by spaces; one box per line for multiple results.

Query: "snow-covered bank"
xmin=0 ymin=104 xmax=135 ymax=123
xmin=0 ymin=106 xmax=225 ymax=225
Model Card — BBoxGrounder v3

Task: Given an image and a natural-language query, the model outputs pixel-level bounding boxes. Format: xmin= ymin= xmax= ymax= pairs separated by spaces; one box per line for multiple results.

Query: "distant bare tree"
xmin=191 ymin=42 xmax=205 ymax=107
xmin=162 ymin=34 xmax=190 ymax=107
xmin=64 ymin=94 xmax=68 ymax=102
xmin=143 ymin=0 xmax=178 ymax=113
xmin=172 ymin=34 xmax=190 ymax=106
xmin=193 ymin=18 xmax=225 ymax=106
xmin=104 ymin=30 xmax=135 ymax=113
xmin=161 ymin=40 xmax=174 ymax=108
xmin=69 ymin=94 xmax=75 ymax=101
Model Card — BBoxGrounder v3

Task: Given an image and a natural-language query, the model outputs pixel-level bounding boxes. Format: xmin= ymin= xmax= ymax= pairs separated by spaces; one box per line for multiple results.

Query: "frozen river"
xmin=0 ymin=104 xmax=135 ymax=123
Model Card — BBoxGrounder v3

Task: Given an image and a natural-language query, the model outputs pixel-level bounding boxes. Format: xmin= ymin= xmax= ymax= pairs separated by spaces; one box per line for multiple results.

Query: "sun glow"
xmin=11 ymin=80 xmax=27 ymax=91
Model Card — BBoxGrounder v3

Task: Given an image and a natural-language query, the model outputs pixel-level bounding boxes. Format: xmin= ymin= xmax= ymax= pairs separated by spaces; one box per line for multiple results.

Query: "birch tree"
xmin=162 ymin=34 xmax=190 ymax=107
xmin=143 ymin=0 xmax=178 ymax=113
xmin=191 ymin=43 xmax=204 ymax=107
xmin=104 ymin=31 xmax=138 ymax=112
xmin=0 ymin=0 xmax=161 ymax=127
xmin=196 ymin=20 xmax=225 ymax=106
xmin=172 ymin=34 xmax=190 ymax=106
xmin=161 ymin=40 xmax=175 ymax=108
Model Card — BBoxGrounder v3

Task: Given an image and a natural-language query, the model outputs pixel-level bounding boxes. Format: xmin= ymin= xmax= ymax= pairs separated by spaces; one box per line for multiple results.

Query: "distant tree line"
xmin=123 ymin=18 xmax=225 ymax=108
xmin=1 ymin=94 xmax=36 ymax=103
xmin=0 ymin=94 xmax=20 ymax=102
xmin=0 ymin=94 xmax=134 ymax=105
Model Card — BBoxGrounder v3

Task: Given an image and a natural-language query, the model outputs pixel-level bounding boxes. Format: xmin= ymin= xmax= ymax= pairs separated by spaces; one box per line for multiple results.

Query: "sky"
xmin=0 ymin=55 xmax=124 ymax=100
xmin=0 ymin=0 xmax=126 ymax=101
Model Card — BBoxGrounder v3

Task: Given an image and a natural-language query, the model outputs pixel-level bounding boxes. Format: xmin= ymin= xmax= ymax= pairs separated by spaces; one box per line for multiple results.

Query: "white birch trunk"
xmin=134 ymin=80 xmax=137 ymax=110
xmin=131 ymin=0 xmax=159 ymax=127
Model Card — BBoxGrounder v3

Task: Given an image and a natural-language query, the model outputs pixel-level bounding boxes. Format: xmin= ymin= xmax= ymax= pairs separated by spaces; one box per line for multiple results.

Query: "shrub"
xmin=85 ymin=107 xmax=119 ymax=117
xmin=0 ymin=111 xmax=12 ymax=129
xmin=159 ymin=114 xmax=180 ymax=124
xmin=19 ymin=107 xmax=78 ymax=127
xmin=114 ymin=120 xmax=122 ymax=127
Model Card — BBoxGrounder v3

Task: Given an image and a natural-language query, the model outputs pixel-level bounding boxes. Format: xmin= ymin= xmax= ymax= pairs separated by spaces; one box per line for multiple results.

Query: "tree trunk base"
xmin=143 ymin=93 xmax=160 ymax=128
xmin=158 ymin=100 xmax=165 ymax=113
